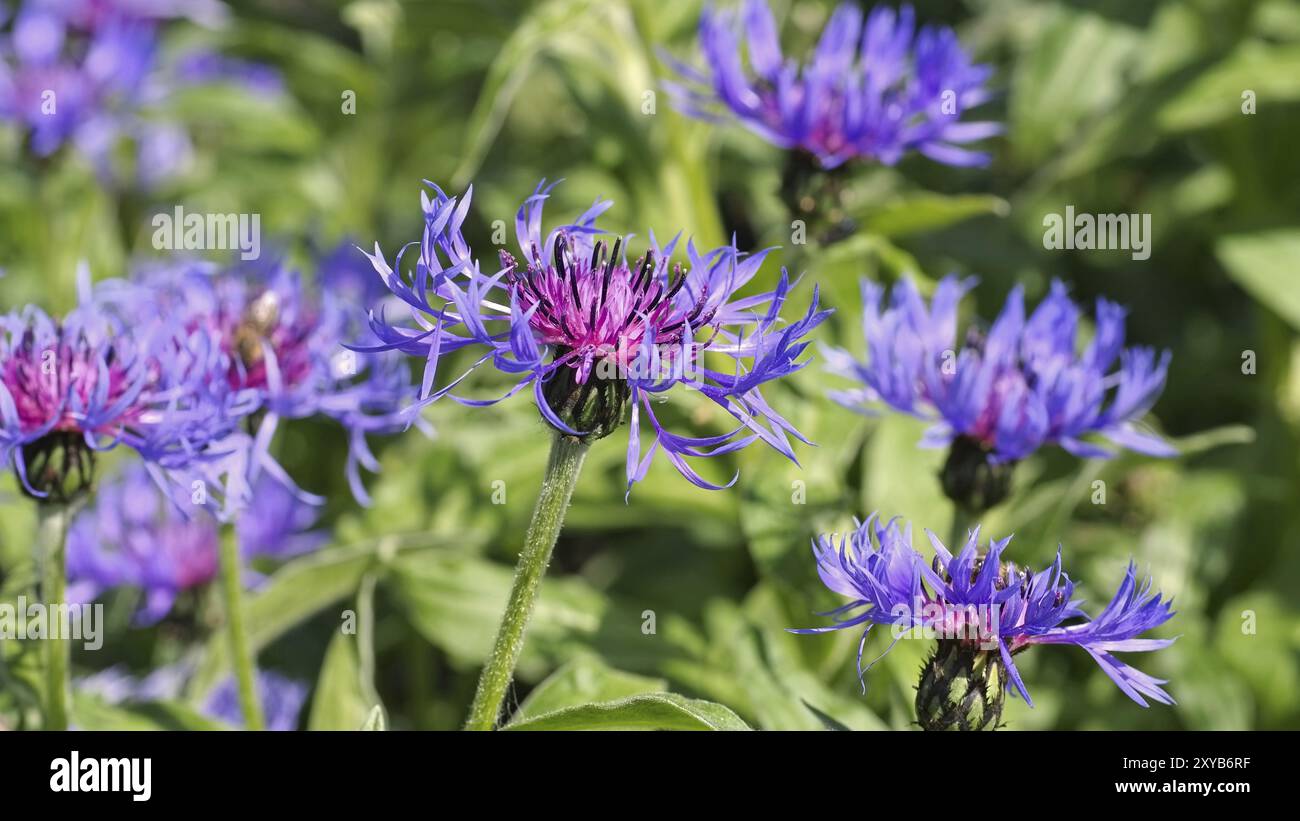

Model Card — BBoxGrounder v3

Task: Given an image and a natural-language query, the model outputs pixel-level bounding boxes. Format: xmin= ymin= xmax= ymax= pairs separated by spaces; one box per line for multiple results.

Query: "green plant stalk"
xmin=465 ymin=434 xmax=589 ymax=730
xmin=39 ymin=501 xmax=74 ymax=731
xmin=949 ymin=504 xmax=972 ymax=553
xmin=218 ymin=525 xmax=264 ymax=730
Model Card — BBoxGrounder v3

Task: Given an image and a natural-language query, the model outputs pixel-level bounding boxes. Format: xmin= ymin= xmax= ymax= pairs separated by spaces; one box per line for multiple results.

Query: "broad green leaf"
xmin=451 ymin=0 xmax=600 ymax=186
xmin=168 ymin=86 xmax=320 ymax=154
xmin=71 ymin=695 xmax=229 ymax=731
xmin=663 ymin=595 xmax=889 ymax=731
xmin=1216 ymin=230 xmax=1300 ymax=330
xmin=191 ymin=535 xmax=449 ymax=695
xmin=504 ymin=692 xmax=750 ymax=731
xmin=861 ymin=414 xmax=952 ymax=530
xmin=385 ymin=550 xmax=609 ymax=678
xmin=508 ymin=656 xmax=666 ymax=725
xmin=858 ymin=194 xmax=1009 ymax=238
xmin=1214 ymin=592 xmax=1300 ymax=724
xmin=1009 ymin=9 xmax=1142 ymax=165
xmin=738 ymin=399 xmax=863 ymax=582
xmin=1157 ymin=43 xmax=1300 ymax=132
xmin=308 ymin=631 xmax=374 ymax=731
xmin=361 ymin=705 xmax=387 ymax=731
xmin=802 ymin=700 xmax=852 ymax=731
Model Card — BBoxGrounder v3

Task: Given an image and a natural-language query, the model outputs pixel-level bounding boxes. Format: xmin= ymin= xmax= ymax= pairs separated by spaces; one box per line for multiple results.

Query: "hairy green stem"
xmin=218 ymin=526 xmax=264 ymax=730
xmin=465 ymin=434 xmax=589 ymax=730
xmin=39 ymin=501 xmax=74 ymax=731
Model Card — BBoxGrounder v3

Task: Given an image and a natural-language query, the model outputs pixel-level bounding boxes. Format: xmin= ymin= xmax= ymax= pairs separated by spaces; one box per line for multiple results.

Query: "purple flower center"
xmin=1 ymin=328 xmax=137 ymax=435
xmin=503 ymin=234 xmax=716 ymax=385
xmin=213 ymin=289 xmax=316 ymax=392
xmin=161 ymin=525 xmax=220 ymax=588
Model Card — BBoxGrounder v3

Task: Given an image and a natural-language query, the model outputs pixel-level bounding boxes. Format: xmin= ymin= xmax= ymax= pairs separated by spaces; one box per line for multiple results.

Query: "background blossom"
xmin=825 ymin=276 xmax=1174 ymax=463
xmin=667 ymin=1 xmax=998 ymax=168
xmin=0 ymin=267 xmax=253 ymax=500
xmin=66 ymin=462 xmax=324 ymax=624
xmin=132 ymin=255 xmax=417 ymax=504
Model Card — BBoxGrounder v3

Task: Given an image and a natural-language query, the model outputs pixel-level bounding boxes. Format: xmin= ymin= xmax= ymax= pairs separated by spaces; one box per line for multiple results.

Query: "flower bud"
xmin=915 ymin=638 xmax=1005 ymax=731
xmin=541 ymin=358 xmax=629 ymax=442
xmin=20 ymin=431 xmax=97 ymax=504
xmin=940 ymin=435 xmax=1016 ymax=513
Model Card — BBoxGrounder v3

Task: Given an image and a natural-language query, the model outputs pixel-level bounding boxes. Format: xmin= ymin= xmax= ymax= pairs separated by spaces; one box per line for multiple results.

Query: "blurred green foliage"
xmin=2 ymin=0 xmax=1299 ymax=730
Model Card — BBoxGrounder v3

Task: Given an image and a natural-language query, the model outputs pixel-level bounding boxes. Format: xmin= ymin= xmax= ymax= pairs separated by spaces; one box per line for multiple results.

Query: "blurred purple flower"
xmin=202 ymin=669 xmax=306 ymax=730
xmin=825 ymin=276 xmax=1174 ymax=463
xmin=0 ymin=7 xmax=158 ymax=158
xmin=79 ymin=663 xmax=307 ymax=730
xmin=792 ymin=514 xmax=1177 ymax=707
xmin=666 ymin=1 xmax=998 ymax=168
xmin=0 ymin=266 xmax=253 ymax=501
xmin=174 ymin=51 xmax=282 ymax=95
xmin=67 ymin=462 xmax=325 ymax=624
xmin=318 ymin=237 xmax=397 ymax=313
xmin=0 ymin=0 xmax=277 ymax=187
xmin=27 ymin=0 xmax=229 ymax=29
xmin=133 ymin=256 xmax=418 ymax=503
xmin=358 ymin=179 xmax=829 ymax=493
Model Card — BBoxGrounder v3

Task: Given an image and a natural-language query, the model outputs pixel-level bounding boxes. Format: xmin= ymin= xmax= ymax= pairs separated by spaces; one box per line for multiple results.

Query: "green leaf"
xmin=861 ymin=414 xmax=952 ymax=528
xmin=662 ymin=595 xmax=889 ymax=731
xmin=1157 ymin=43 xmax=1300 ymax=132
xmin=385 ymin=550 xmax=609 ymax=678
xmin=802 ymin=700 xmax=852 ymax=731
xmin=503 ymin=692 xmax=750 ymax=731
xmin=168 ymin=86 xmax=320 ymax=154
xmin=1214 ymin=592 xmax=1300 ymax=724
xmin=307 ymin=631 xmax=374 ymax=731
xmin=1009 ymin=9 xmax=1142 ymax=166
xmin=71 ymin=695 xmax=230 ymax=731
xmin=191 ymin=535 xmax=448 ymax=696
xmin=857 ymin=193 xmax=1009 ymax=238
xmin=1216 ymin=230 xmax=1300 ymax=330
xmin=507 ymin=656 xmax=666 ymax=725
xmin=361 ymin=705 xmax=387 ymax=731
xmin=451 ymin=0 xmax=600 ymax=186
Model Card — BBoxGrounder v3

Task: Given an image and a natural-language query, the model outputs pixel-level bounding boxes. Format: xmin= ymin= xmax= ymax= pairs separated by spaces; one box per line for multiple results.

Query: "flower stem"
xmin=218 ymin=525 xmax=264 ymax=730
xmin=38 ymin=501 xmax=74 ymax=731
xmin=465 ymin=434 xmax=589 ymax=730
xmin=949 ymin=504 xmax=972 ymax=552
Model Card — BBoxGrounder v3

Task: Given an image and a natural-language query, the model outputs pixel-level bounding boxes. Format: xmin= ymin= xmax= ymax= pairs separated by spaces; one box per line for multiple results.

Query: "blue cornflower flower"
xmin=356 ymin=178 xmax=829 ymax=493
xmin=0 ymin=266 xmax=253 ymax=502
xmin=132 ymin=256 xmax=419 ymax=504
xmin=792 ymin=515 xmax=1177 ymax=728
xmin=0 ymin=0 xmax=278 ymax=187
xmin=666 ymin=1 xmax=998 ymax=169
xmin=826 ymin=276 xmax=1173 ymax=508
xmin=66 ymin=463 xmax=325 ymax=624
